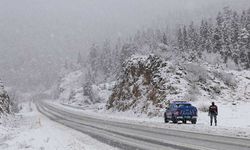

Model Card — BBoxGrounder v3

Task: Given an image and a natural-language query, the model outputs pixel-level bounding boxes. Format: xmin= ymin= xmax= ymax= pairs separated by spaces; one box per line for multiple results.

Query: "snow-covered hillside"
xmin=56 ymin=54 xmax=250 ymax=118
xmin=56 ymin=69 xmax=115 ymax=107
xmin=0 ymin=79 xmax=10 ymax=116
xmin=107 ymin=54 xmax=250 ymax=116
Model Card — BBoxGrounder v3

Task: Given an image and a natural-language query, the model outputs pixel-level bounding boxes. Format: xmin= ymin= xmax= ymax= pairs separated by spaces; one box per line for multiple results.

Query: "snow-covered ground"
xmin=54 ymin=64 xmax=250 ymax=139
xmin=1 ymin=100 xmax=249 ymax=150
xmin=48 ymin=101 xmax=250 ymax=139
xmin=0 ymin=102 xmax=118 ymax=150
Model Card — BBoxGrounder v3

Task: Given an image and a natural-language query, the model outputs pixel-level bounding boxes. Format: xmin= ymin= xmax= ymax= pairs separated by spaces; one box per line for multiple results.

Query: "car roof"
xmin=172 ymin=101 xmax=190 ymax=104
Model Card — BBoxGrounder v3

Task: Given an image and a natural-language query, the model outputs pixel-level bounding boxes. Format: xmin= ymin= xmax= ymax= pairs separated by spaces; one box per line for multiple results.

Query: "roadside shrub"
xmin=185 ymin=63 xmax=208 ymax=83
xmin=198 ymin=103 xmax=209 ymax=112
xmin=210 ymin=85 xmax=221 ymax=94
xmin=184 ymin=93 xmax=197 ymax=102
xmin=213 ymin=71 xmax=237 ymax=88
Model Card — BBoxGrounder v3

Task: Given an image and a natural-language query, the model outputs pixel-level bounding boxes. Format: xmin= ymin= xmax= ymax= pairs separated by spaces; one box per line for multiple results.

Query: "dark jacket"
xmin=209 ymin=105 xmax=218 ymax=115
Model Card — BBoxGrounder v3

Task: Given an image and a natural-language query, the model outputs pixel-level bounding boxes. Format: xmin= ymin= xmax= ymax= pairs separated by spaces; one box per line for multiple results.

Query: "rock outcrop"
xmin=107 ymin=55 xmax=170 ymax=115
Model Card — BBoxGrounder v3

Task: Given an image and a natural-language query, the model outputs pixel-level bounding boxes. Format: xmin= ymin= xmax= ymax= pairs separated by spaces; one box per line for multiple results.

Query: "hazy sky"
xmin=0 ymin=0 xmax=249 ymax=91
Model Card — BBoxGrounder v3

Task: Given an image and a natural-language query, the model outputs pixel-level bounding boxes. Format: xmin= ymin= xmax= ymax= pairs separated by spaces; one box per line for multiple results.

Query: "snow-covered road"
xmin=0 ymin=102 xmax=118 ymax=150
xmin=37 ymin=101 xmax=250 ymax=150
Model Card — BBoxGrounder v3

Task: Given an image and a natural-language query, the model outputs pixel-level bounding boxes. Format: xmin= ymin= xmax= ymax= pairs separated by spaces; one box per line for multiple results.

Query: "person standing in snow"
xmin=209 ymin=102 xmax=218 ymax=126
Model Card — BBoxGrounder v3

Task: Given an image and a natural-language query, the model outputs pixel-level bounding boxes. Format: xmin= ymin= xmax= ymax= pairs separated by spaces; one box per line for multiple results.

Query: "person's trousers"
xmin=210 ymin=114 xmax=217 ymax=126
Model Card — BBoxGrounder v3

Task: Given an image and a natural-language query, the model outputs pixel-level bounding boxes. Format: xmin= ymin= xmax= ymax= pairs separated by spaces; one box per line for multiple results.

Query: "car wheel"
xmin=183 ymin=120 xmax=187 ymax=124
xmin=191 ymin=119 xmax=197 ymax=124
xmin=172 ymin=114 xmax=177 ymax=124
xmin=164 ymin=117 xmax=169 ymax=123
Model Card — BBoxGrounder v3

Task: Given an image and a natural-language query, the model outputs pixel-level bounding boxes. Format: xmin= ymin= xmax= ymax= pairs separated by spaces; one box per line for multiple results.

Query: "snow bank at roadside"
xmin=0 ymin=102 xmax=118 ymax=150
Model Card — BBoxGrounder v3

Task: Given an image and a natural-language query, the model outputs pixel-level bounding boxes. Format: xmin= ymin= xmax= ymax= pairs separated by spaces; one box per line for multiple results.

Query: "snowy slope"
xmin=57 ymin=69 xmax=116 ymax=107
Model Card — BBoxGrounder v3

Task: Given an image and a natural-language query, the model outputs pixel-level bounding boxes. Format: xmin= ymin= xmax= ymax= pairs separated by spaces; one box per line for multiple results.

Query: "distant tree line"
xmin=176 ymin=7 xmax=250 ymax=68
xmin=76 ymin=7 xmax=250 ymax=84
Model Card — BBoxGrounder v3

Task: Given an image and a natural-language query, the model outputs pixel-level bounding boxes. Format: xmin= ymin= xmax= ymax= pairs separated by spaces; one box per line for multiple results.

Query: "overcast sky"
xmin=0 ymin=0 xmax=249 ymax=91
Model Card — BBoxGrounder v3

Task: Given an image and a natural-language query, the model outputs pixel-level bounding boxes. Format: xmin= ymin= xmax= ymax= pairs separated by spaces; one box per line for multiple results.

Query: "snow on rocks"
xmin=107 ymin=54 xmax=173 ymax=116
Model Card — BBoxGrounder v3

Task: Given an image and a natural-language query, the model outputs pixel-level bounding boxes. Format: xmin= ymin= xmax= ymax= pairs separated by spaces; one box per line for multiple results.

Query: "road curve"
xmin=36 ymin=101 xmax=250 ymax=150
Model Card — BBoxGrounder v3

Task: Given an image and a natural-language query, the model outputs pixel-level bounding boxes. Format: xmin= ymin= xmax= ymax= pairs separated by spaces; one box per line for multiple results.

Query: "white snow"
xmin=51 ymin=55 xmax=250 ymax=140
xmin=47 ymin=100 xmax=250 ymax=139
xmin=58 ymin=70 xmax=85 ymax=104
xmin=0 ymin=102 xmax=119 ymax=150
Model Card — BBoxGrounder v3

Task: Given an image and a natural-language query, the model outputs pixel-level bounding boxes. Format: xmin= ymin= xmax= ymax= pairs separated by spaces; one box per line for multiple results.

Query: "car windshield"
xmin=176 ymin=104 xmax=191 ymax=107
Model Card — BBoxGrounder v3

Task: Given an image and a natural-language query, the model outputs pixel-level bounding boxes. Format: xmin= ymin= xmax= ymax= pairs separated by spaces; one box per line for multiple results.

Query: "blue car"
xmin=164 ymin=101 xmax=198 ymax=124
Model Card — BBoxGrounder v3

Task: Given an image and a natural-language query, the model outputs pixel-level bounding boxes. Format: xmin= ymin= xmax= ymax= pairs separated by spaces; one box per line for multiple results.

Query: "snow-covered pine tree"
xmin=88 ymin=44 xmax=100 ymax=78
xmin=183 ymin=25 xmax=188 ymax=50
xmin=221 ymin=7 xmax=233 ymax=63
xmin=100 ymin=40 xmax=113 ymax=78
xmin=188 ymin=22 xmax=198 ymax=51
xmin=239 ymin=28 xmax=250 ymax=68
xmin=177 ymin=27 xmax=183 ymax=50
xmin=77 ymin=51 xmax=84 ymax=67
xmin=199 ymin=19 xmax=206 ymax=53
xmin=119 ymin=43 xmax=137 ymax=65
xmin=187 ymin=22 xmax=199 ymax=61
xmin=205 ymin=20 xmax=214 ymax=53
xmin=0 ymin=79 xmax=10 ymax=115
xmin=231 ymin=11 xmax=241 ymax=65
xmin=240 ymin=10 xmax=248 ymax=28
xmin=162 ymin=33 xmax=168 ymax=45
xmin=213 ymin=27 xmax=223 ymax=54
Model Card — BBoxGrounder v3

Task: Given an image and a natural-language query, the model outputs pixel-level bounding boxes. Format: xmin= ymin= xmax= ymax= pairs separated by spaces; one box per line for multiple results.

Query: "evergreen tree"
xmin=240 ymin=10 xmax=248 ymax=28
xmin=213 ymin=27 xmax=223 ymax=54
xmin=120 ymin=43 xmax=137 ymax=65
xmin=199 ymin=20 xmax=206 ymax=52
xmin=239 ymin=28 xmax=250 ymax=68
xmin=162 ymin=33 xmax=168 ymax=45
xmin=77 ymin=52 xmax=83 ymax=66
xmin=188 ymin=22 xmax=198 ymax=51
xmin=216 ymin=12 xmax=224 ymax=27
xmin=231 ymin=11 xmax=240 ymax=64
xmin=88 ymin=44 xmax=100 ymax=77
xmin=183 ymin=26 xmax=188 ymax=50
xmin=199 ymin=20 xmax=213 ymax=53
xmin=206 ymin=20 xmax=214 ymax=53
xmin=177 ymin=28 xmax=183 ymax=50
xmin=100 ymin=40 xmax=112 ymax=78
xmin=0 ymin=79 xmax=10 ymax=114
xmin=221 ymin=7 xmax=233 ymax=63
